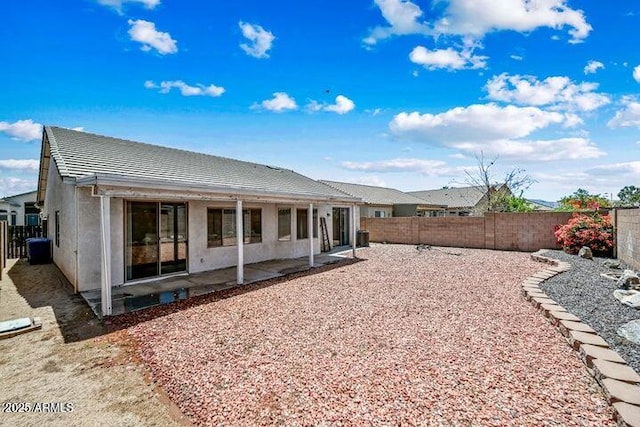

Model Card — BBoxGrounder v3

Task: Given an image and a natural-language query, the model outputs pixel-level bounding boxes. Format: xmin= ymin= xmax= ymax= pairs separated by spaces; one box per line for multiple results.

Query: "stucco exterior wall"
xmin=187 ymin=201 xmax=324 ymax=274
xmin=48 ymin=189 xmax=361 ymax=292
xmin=42 ymin=163 xmax=77 ymax=288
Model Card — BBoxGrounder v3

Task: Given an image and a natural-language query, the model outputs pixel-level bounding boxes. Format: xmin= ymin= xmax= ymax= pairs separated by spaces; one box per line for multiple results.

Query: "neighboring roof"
xmin=0 ymin=190 xmax=37 ymax=200
xmin=40 ymin=126 xmax=360 ymax=202
xmin=319 ymin=180 xmax=441 ymax=206
xmin=528 ymin=199 xmax=558 ymax=210
xmin=408 ymin=186 xmax=488 ymax=209
xmin=0 ymin=190 xmax=37 ymax=207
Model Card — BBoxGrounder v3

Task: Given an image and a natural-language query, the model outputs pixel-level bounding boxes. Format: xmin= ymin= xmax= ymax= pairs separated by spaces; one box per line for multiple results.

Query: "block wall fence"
xmin=361 ymin=212 xmax=576 ymax=252
xmin=613 ymin=208 xmax=640 ymax=270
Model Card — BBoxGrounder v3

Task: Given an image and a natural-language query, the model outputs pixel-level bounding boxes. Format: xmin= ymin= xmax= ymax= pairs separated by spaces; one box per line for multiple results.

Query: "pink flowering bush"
xmin=554 ymin=213 xmax=614 ymax=255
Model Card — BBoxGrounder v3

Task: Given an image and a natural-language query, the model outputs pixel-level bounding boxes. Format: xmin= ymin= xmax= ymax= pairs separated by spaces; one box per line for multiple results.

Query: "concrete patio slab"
xmin=81 ymin=251 xmax=353 ymax=317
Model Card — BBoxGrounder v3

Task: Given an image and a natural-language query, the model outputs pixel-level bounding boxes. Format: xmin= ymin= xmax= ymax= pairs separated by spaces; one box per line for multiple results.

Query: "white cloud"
xmin=341 ymin=158 xmax=453 ymax=176
xmin=633 ymin=65 xmax=640 ymax=83
xmin=366 ymin=0 xmax=591 ymax=46
xmin=608 ymin=99 xmax=640 ymax=128
xmin=145 ymin=80 xmax=225 ymax=97
xmin=485 ymin=73 xmax=610 ymax=112
xmin=326 ymin=95 xmax=355 ymax=114
xmin=435 ymin=0 xmax=592 ymax=44
xmin=239 ymin=22 xmax=275 ymax=59
xmin=0 ymin=177 xmax=35 ymax=197
xmin=0 ymin=119 xmax=42 ymax=141
xmin=363 ymin=0 xmax=432 ymax=45
xmin=97 ymin=0 xmax=159 ymax=13
xmin=71 ymin=127 xmax=85 ymax=132
xmin=409 ymin=45 xmax=487 ymax=70
xmin=128 ymin=19 xmax=177 ymax=55
xmin=451 ymin=137 xmax=604 ymax=162
xmin=389 ymin=104 xmax=605 ymax=160
xmin=306 ymin=95 xmax=355 ymax=114
xmin=0 ymin=159 xmax=39 ymax=171
xmin=510 ymin=55 xmax=523 ymax=61
xmin=354 ymin=176 xmax=388 ymax=187
xmin=390 ymin=104 xmax=568 ymax=142
xmin=587 ymin=161 xmax=640 ymax=177
xmin=366 ymin=108 xmax=383 ymax=116
xmin=584 ymin=60 xmax=604 ymax=74
xmin=253 ymin=92 xmax=298 ymax=112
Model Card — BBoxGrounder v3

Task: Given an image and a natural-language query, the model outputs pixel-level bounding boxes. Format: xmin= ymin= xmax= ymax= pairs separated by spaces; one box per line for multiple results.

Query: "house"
xmin=0 ymin=190 xmax=40 ymax=226
xmin=36 ymin=126 xmax=362 ymax=316
xmin=319 ymin=180 xmax=445 ymax=217
xmin=408 ymin=185 xmax=511 ymax=216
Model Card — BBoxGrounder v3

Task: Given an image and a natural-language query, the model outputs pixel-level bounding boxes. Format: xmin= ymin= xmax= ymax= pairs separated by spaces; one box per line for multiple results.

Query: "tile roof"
xmin=408 ymin=186 xmax=488 ymax=209
xmin=44 ymin=126 xmax=359 ymax=201
xmin=319 ymin=180 xmax=438 ymax=206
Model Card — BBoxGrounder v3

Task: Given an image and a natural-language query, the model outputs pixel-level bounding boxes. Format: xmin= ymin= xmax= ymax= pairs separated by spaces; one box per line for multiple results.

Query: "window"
xmin=207 ymin=208 xmax=262 ymax=247
xmin=313 ymin=209 xmax=318 ymax=238
xmin=25 ymin=214 xmax=40 ymax=226
xmin=374 ymin=210 xmax=385 ymax=218
xmin=278 ymin=208 xmax=291 ymax=241
xmin=296 ymin=208 xmax=308 ymax=239
xmin=55 ymin=211 xmax=60 ymax=247
xmin=247 ymin=209 xmax=262 ymax=243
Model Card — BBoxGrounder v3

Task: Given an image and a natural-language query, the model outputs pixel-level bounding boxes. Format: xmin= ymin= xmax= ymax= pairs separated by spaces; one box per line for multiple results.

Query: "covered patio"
xmin=81 ymin=248 xmax=355 ymax=317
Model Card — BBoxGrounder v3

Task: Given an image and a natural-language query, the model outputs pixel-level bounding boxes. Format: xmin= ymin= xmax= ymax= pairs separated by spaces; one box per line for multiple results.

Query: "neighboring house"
xmin=0 ymin=190 xmax=39 ymax=226
xmin=320 ymin=180 xmax=445 ymax=217
xmin=408 ymin=185 xmax=511 ymax=216
xmin=36 ymin=126 xmax=362 ymax=316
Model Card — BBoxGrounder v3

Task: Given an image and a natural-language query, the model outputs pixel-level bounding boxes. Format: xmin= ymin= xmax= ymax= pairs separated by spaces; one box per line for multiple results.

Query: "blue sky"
xmin=2 ymin=0 xmax=640 ymax=201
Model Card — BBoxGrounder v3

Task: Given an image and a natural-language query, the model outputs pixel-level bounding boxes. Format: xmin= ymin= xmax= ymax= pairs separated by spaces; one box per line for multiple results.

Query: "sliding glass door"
xmin=160 ymin=203 xmax=187 ymax=275
xmin=126 ymin=201 xmax=187 ymax=281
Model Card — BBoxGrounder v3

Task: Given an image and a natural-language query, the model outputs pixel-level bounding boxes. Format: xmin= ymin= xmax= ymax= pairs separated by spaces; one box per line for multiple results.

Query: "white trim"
xmin=236 ymin=199 xmax=244 ymax=284
xmin=100 ymin=195 xmax=112 ymax=316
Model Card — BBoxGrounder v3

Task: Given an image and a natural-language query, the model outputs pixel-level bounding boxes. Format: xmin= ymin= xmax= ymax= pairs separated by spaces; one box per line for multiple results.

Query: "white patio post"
xmin=308 ymin=203 xmax=314 ymax=267
xmin=99 ymin=195 xmax=112 ymax=316
xmin=236 ymin=199 xmax=244 ymax=285
xmin=352 ymin=204 xmax=357 ymax=258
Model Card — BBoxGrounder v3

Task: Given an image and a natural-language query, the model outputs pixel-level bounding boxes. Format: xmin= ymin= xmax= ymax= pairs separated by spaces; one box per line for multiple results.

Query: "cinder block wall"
xmin=361 ymin=212 xmax=575 ymax=252
xmin=614 ymin=208 xmax=640 ymax=269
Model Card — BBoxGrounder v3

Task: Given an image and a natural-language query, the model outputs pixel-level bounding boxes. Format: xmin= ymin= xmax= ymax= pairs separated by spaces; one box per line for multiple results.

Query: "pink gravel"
xmin=126 ymin=245 xmax=616 ymax=426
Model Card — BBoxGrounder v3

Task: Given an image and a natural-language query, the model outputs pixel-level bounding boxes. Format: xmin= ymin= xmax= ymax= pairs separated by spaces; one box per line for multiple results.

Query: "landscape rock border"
xmin=529 ymin=250 xmax=640 ymax=427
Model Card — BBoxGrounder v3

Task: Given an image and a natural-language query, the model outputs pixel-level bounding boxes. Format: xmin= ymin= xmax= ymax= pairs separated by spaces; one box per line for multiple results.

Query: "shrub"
xmin=554 ymin=213 xmax=614 ymax=255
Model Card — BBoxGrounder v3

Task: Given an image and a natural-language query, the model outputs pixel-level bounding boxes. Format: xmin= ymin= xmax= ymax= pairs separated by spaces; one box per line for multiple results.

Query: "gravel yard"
xmin=539 ymin=250 xmax=640 ymax=373
xmin=117 ymin=244 xmax=615 ymax=426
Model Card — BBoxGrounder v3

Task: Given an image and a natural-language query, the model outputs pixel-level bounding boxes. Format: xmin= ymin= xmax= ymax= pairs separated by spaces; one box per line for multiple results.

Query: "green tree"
xmin=503 ymin=196 xmax=534 ymax=212
xmin=558 ymin=188 xmax=610 ymax=211
xmin=618 ymin=185 xmax=640 ymax=207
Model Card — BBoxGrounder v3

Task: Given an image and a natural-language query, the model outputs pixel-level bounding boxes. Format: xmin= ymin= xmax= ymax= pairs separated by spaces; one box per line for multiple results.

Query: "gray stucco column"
xmin=352 ymin=204 xmax=357 ymax=258
xmin=100 ymin=195 xmax=112 ymax=316
xmin=236 ymin=199 xmax=244 ymax=284
xmin=308 ymin=203 xmax=314 ymax=267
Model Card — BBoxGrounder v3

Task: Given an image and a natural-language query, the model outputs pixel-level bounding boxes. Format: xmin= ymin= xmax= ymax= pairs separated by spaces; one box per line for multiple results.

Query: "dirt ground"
xmin=0 ymin=259 xmax=189 ymax=427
